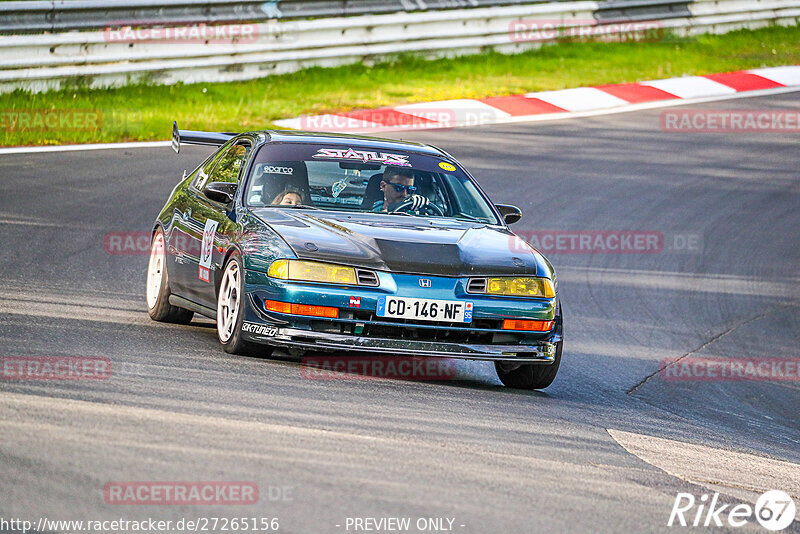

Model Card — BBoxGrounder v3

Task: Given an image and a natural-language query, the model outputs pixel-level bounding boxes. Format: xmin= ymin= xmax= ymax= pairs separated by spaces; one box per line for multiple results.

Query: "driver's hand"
xmin=407 ymin=194 xmax=429 ymax=210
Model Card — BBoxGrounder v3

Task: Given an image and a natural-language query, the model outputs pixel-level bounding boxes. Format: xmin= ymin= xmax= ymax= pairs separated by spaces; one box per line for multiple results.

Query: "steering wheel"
xmin=390 ymin=195 xmax=444 ymax=216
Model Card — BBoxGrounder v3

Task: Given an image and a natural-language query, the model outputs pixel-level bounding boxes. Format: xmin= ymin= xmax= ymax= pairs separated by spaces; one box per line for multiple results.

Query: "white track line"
xmin=0 ymin=140 xmax=171 ymax=156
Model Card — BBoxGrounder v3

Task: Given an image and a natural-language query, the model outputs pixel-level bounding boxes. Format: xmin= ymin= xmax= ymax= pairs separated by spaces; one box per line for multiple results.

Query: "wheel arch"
xmin=214 ymin=244 xmax=244 ymax=298
xmin=151 ymin=221 xmax=165 ymax=240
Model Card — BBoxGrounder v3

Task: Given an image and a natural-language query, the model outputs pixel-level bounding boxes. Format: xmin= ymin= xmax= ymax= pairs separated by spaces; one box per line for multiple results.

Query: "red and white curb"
xmin=3 ymin=65 xmax=798 ymax=155
xmin=273 ymin=66 xmax=800 ymax=132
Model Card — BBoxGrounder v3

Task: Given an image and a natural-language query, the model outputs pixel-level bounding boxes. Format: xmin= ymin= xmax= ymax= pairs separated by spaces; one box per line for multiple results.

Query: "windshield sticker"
xmin=331 ymin=179 xmax=347 ymax=198
xmin=438 ymin=162 xmax=456 ymax=172
xmin=312 ymin=148 xmax=411 ymax=167
xmin=261 ymin=165 xmax=294 ymax=175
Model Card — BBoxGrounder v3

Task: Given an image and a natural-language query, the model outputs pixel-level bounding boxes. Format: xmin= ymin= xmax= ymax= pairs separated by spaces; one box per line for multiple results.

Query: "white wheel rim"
xmin=217 ymin=261 xmax=240 ymax=343
xmin=146 ymin=233 xmax=165 ymax=310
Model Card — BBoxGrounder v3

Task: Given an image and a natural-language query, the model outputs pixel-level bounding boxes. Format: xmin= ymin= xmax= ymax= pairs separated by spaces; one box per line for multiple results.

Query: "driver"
xmin=372 ymin=167 xmax=429 ymax=213
xmin=272 ymin=186 xmax=306 ymax=206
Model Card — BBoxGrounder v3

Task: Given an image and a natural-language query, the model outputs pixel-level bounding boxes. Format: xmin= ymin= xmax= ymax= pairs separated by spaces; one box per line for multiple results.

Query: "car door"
xmin=183 ymin=140 xmax=251 ymax=307
xmin=167 ymin=144 xmax=230 ymax=296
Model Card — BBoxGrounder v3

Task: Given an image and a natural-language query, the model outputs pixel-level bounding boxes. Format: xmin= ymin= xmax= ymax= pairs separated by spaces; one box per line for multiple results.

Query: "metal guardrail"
xmin=1 ymin=0 xmax=572 ymax=34
xmin=0 ymin=0 xmax=797 ymax=93
xmin=0 ymin=1 xmax=278 ymax=33
xmin=595 ymin=0 xmax=692 ymax=22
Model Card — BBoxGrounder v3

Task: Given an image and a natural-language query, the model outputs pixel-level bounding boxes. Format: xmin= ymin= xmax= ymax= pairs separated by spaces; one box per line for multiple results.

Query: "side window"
xmin=446 ymin=176 xmax=496 ymax=222
xmin=192 ymin=143 xmax=230 ymax=191
xmin=207 ymin=144 xmax=248 ymax=186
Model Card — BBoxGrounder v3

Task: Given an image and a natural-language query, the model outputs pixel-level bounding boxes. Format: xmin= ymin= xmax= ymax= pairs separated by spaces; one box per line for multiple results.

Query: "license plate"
xmin=376 ymin=296 xmax=473 ymax=323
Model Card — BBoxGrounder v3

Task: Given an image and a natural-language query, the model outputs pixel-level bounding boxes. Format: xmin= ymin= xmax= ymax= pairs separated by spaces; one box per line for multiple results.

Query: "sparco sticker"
xmin=199 ymin=219 xmax=218 ymax=282
xmin=312 ymin=148 xmax=411 ymax=167
xmin=261 ymin=165 xmax=294 ymax=175
xmin=242 ymin=323 xmax=278 ymax=336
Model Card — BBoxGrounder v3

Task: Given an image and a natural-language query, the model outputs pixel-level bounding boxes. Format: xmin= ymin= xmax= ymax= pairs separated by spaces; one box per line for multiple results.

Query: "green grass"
xmin=1 ymin=24 xmax=799 ymax=146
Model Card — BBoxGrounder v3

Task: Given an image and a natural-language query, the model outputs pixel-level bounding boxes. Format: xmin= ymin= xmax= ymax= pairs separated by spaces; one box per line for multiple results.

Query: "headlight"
xmin=485 ymin=277 xmax=555 ymax=298
xmin=267 ymin=259 xmax=357 ymax=285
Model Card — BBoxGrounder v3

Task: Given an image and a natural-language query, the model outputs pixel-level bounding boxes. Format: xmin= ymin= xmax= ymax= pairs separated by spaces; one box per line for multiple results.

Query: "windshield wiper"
xmin=453 ymin=213 xmax=487 ymax=223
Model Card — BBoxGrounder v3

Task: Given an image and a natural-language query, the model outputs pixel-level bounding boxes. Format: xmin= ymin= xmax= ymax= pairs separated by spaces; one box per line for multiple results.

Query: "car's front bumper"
xmin=243 ymin=324 xmax=561 ymax=363
xmin=240 ymin=270 xmax=562 ymax=362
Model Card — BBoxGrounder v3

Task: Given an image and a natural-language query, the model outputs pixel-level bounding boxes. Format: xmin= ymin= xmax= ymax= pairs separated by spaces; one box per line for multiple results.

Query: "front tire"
xmin=217 ymin=252 xmax=259 ymax=355
xmin=495 ymin=340 xmax=562 ymax=390
xmin=146 ymin=228 xmax=194 ymax=324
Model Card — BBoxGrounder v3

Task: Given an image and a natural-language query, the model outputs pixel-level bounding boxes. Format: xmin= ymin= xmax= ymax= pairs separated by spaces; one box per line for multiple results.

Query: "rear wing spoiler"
xmin=172 ymin=121 xmax=237 ymax=153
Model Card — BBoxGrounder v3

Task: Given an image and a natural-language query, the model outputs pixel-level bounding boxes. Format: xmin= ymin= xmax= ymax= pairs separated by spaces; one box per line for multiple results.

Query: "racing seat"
xmin=414 ymin=173 xmax=436 ymax=204
xmin=360 ymin=173 xmax=384 ymax=210
xmin=249 ymin=161 xmax=310 ymax=206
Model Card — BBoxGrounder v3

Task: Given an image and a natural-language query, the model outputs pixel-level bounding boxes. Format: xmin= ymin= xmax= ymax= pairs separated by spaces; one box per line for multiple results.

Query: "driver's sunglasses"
xmin=386 ymin=182 xmax=417 ymax=194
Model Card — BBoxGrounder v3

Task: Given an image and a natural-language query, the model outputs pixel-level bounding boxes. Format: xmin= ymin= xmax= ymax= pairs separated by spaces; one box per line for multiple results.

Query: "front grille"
xmin=466 ymin=278 xmax=487 ymax=293
xmin=310 ymin=312 xmax=524 ymax=345
xmin=356 ymin=269 xmax=379 ymax=286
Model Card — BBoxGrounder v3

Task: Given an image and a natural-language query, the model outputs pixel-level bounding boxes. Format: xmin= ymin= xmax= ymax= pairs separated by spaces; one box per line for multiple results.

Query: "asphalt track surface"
xmin=1 ymin=92 xmax=799 ymax=534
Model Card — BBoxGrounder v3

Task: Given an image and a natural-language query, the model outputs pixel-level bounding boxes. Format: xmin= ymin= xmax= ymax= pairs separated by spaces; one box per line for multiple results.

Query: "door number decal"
xmin=199 ymin=219 xmax=218 ymax=282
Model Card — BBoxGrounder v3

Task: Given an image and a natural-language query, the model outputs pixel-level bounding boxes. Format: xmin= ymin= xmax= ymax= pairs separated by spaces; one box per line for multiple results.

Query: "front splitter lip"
xmin=246 ymin=327 xmax=560 ymax=363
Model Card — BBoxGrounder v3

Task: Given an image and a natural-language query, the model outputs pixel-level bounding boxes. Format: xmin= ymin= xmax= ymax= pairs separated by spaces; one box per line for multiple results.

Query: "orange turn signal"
xmin=263 ymin=300 xmax=338 ymax=318
xmin=291 ymin=303 xmax=339 ymax=318
xmin=264 ymin=300 xmax=292 ymax=314
xmin=502 ymin=319 xmax=553 ymax=331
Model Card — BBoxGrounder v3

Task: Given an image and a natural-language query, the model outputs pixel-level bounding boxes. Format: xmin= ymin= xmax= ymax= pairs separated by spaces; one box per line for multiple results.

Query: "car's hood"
xmin=250 ymin=208 xmax=546 ymax=277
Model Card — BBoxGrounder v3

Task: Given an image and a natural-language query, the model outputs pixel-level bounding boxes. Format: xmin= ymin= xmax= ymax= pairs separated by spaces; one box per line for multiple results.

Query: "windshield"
xmin=244 ymin=142 xmax=499 ymax=224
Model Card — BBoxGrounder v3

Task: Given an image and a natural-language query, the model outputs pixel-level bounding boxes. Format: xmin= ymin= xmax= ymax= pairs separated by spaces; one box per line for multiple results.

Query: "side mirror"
xmin=495 ymin=204 xmax=522 ymax=224
xmin=204 ymin=182 xmax=237 ymax=204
